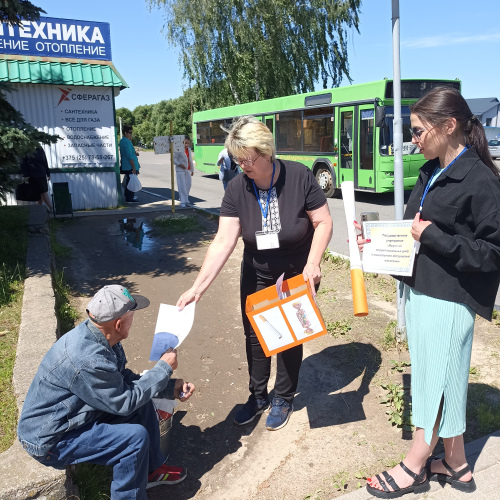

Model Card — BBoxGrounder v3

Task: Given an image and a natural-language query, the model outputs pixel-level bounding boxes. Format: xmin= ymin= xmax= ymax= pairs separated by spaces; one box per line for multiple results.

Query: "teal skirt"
xmin=405 ymin=286 xmax=475 ymax=445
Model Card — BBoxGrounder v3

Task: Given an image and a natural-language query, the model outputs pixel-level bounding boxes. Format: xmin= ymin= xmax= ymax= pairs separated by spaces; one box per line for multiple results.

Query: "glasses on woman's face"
xmin=409 ymin=127 xmax=427 ymax=141
xmin=234 ymin=153 xmax=262 ymax=167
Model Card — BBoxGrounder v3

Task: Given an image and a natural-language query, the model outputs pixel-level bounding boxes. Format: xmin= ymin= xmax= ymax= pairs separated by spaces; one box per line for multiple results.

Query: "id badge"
xmin=255 ymin=231 xmax=280 ymax=250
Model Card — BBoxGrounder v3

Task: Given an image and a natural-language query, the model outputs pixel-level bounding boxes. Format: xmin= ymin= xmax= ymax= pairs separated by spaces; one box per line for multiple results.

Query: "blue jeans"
xmin=34 ymin=401 xmax=164 ymax=500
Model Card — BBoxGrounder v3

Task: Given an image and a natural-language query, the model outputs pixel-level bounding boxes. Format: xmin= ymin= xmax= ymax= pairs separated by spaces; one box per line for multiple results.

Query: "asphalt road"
xmin=136 ymin=151 xmax=500 ymax=307
xmin=137 ymin=151 xmax=404 ymax=256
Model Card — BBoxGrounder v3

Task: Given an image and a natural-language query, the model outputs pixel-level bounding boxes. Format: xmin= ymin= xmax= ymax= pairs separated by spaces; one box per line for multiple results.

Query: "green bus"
xmin=192 ymin=78 xmax=461 ymax=196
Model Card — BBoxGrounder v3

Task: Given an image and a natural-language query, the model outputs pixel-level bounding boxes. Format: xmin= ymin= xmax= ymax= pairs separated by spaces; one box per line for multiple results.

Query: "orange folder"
xmin=245 ymin=274 xmax=327 ymax=357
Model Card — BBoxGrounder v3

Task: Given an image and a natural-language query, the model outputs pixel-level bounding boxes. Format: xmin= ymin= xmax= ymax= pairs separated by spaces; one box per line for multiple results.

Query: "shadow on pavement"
xmin=148 ymin=407 xmax=262 ymax=500
xmin=294 ymin=342 xmax=382 ymax=428
xmin=55 ymin=212 xmax=218 ymax=298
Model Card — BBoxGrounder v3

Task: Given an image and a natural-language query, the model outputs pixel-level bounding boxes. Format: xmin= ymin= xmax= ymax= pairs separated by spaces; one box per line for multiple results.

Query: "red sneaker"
xmin=146 ymin=464 xmax=187 ymax=488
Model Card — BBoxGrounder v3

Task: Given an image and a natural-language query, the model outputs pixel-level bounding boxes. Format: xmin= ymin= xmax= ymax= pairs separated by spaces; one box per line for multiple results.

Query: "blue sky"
xmin=37 ymin=0 xmax=500 ymax=111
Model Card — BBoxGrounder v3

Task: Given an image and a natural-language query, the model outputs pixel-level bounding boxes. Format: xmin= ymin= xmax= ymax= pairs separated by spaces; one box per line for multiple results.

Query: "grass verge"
xmin=152 ymin=213 xmax=202 ymax=235
xmin=0 ymin=206 xmax=28 ymax=453
xmin=72 ymin=463 xmax=112 ymax=500
xmin=49 ymin=220 xmax=79 ymax=335
xmin=50 ymin=220 xmax=110 ymax=496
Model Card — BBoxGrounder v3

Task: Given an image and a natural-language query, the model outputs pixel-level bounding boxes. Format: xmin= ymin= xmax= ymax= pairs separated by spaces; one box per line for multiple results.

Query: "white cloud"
xmin=403 ymin=33 xmax=500 ymax=49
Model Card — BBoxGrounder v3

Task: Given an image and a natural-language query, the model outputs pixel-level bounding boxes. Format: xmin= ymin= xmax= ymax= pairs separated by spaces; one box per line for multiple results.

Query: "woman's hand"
xmin=174 ymin=379 xmax=195 ymax=402
xmin=191 ymin=171 xmax=194 ymax=176
xmin=411 ymin=212 xmax=432 ymax=242
xmin=176 ymin=287 xmax=202 ymax=311
xmin=302 ymin=262 xmax=321 ymax=293
xmin=354 ymin=221 xmax=370 ymax=252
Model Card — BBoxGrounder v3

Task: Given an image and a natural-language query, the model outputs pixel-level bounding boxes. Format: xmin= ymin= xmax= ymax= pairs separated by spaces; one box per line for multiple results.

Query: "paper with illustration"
xmin=149 ymin=302 xmax=196 ymax=361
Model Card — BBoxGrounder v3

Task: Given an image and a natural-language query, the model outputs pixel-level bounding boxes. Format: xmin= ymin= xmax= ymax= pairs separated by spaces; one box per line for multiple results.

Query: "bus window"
xmin=379 ymin=106 xmax=419 ymax=156
xmin=276 ymin=110 xmax=302 ymax=152
xmin=265 ymin=118 xmax=274 ymax=133
xmin=197 ymin=122 xmax=211 ymax=144
xmin=303 ymin=108 xmax=334 ymax=153
xmin=340 ymin=111 xmax=353 ymax=169
xmin=210 ymin=121 xmax=226 ymax=144
xmin=360 ymin=109 xmax=374 ymax=170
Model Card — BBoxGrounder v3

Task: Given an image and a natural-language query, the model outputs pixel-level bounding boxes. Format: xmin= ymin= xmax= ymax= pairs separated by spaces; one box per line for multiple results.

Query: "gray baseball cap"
xmin=86 ymin=285 xmax=150 ymax=323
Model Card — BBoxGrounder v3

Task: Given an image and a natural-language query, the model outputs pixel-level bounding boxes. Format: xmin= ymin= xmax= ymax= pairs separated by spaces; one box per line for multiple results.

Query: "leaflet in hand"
xmin=149 ymin=302 xmax=195 ymax=361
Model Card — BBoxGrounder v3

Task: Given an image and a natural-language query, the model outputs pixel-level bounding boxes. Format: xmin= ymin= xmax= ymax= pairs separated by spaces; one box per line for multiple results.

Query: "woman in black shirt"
xmin=177 ymin=116 xmax=333 ymax=431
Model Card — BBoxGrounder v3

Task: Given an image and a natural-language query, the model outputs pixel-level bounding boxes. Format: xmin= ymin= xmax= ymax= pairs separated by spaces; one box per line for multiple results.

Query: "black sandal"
xmin=366 ymin=461 xmax=430 ymax=498
xmin=428 ymin=458 xmax=476 ymax=493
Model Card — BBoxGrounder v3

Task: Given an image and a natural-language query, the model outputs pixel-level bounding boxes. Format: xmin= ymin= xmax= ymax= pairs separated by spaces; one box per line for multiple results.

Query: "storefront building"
xmin=0 ymin=16 xmax=128 ymax=209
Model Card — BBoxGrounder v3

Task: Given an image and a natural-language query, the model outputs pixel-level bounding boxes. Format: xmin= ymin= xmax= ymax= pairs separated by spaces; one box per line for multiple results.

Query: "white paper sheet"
xmin=149 ymin=302 xmax=196 ymax=361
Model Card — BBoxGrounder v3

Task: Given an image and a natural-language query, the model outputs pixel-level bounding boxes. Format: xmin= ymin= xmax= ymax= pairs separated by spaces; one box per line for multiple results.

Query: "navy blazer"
xmin=400 ymin=147 xmax=500 ymax=319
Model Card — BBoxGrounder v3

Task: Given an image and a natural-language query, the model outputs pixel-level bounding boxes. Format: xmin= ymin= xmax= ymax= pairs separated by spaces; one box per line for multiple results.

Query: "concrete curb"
xmin=0 ymin=206 xmax=72 ymax=500
xmin=334 ymin=430 xmax=500 ymax=499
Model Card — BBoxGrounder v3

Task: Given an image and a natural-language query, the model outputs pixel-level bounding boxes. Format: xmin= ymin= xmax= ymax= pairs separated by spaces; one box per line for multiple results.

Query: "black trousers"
xmin=240 ymin=261 xmax=305 ymax=404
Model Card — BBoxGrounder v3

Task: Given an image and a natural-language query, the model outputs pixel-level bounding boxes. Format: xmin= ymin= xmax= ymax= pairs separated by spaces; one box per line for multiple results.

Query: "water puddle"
xmin=119 ymin=218 xmax=154 ymax=252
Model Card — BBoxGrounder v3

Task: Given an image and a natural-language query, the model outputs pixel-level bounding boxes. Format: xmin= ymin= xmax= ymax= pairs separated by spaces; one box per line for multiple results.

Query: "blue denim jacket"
xmin=18 ymin=319 xmax=175 ymax=457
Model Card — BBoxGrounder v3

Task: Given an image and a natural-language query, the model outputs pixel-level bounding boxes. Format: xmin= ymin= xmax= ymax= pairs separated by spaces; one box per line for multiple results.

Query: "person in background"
xmin=174 ymin=136 xmax=195 ymax=207
xmin=217 ymin=147 xmax=240 ymax=190
xmin=119 ymin=125 xmax=140 ymax=204
xmin=20 ymin=146 xmax=53 ymax=211
xmin=177 ymin=116 xmax=332 ymax=431
xmin=17 ymin=285 xmax=195 ymax=498
xmin=362 ymin=87 xmax=500 ymax=498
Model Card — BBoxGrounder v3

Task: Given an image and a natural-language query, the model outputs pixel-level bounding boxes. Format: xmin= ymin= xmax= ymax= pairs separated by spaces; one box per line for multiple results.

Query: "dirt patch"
xmin=54 ymin=210 xmax=500 ymax=499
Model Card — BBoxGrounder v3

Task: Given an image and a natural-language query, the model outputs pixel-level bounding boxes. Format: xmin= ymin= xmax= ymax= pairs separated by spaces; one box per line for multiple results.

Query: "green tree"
xmin=0 ymin=1 xmax=59 ymax=201
xmin=148 ymin=0 xmax=361 ymax=106
xmin=115 ymin=107 xmax=135 ymax=128
xmin=152 ymin=100 xmax=175 ymax=137
xmin=135 ymin=120 xmax=156 ymax=148
xmin=133 ymin=104 xmax=155 ymax=127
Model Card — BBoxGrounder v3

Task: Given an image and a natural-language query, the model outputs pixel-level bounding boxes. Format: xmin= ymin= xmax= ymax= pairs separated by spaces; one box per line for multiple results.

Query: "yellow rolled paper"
xmin=350 ymin=267 xmax=369 ymax=317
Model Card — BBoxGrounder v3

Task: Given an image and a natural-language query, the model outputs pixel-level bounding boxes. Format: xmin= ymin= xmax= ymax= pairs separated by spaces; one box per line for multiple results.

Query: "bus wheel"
xmin=315 ymin=164 xmax=336 ymax=198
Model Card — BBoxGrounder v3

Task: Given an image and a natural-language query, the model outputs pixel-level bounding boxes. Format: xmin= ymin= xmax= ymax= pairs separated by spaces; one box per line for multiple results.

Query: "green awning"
xmin=0 ymin=57 xmax=128 ymax=88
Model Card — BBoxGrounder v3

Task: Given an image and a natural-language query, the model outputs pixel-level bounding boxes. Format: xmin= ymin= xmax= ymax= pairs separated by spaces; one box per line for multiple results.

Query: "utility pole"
xmin=392 ymin=0 xmax=407 ymax=342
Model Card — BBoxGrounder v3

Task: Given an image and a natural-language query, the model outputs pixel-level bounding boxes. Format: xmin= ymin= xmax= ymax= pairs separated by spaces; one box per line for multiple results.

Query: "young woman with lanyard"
xmin=359 ymin=87 xmax=500 ymax=498
xmin=176 ymin=116 xmax=333 ymax=431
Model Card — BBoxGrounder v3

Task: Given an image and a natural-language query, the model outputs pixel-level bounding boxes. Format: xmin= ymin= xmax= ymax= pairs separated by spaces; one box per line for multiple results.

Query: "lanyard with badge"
xmin=414 ymin=146 xmax=468 ymax=253
xmin=419 ymin=146 xmax=468 ymax=213
xmin=253 ymin=162 xmax=279 ymax=250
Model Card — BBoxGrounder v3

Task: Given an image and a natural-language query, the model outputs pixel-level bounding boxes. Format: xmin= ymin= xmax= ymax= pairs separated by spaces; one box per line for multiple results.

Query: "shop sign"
xmin=56 ymin=86 xmax=116 ymax=165
xmin=0 ymin=16 xmax=111 ymax=61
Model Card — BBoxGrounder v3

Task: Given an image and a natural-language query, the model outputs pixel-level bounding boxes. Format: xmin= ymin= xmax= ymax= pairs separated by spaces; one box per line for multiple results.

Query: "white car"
xmin=488 ymin=139 xmax=500 ymax=159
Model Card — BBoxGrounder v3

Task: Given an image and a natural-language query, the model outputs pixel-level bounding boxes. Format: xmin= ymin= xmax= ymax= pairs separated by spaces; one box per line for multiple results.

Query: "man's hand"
xmin=174 ymin=379 xmax=195 ymax=402
xmin=160 ymin=348 xmax=178 ymax=370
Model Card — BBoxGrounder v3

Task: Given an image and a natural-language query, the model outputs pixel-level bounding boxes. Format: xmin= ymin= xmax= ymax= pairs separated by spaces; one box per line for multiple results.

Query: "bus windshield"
xmin=379 ymin=106 xmax=420 ymax=156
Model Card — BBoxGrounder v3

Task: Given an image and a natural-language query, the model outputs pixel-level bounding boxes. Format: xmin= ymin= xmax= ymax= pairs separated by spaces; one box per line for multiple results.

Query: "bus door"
xmin=356 ymin=106 xmax=375 ymax=190
xmin=264 ymin=115 xmax=275 ymax=138
xmin=338 ymin=107 xmax=356 ymax=185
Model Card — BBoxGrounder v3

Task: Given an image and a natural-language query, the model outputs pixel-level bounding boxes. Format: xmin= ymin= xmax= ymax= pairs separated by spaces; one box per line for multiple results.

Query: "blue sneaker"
xmin=234 ymin=396 xmax=269 ymax=425
xmin=265 ymin=398 xmax=293 ymax=430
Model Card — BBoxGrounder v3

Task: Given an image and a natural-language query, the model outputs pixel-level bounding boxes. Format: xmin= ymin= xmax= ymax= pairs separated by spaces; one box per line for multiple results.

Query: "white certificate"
xmin=361 ymin=220 xmax=417 ymax=276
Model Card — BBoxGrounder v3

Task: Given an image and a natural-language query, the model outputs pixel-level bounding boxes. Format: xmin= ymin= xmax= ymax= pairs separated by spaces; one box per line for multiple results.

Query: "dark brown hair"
xmin=410 ymin=87 xmax=499 ymax=176
xmin=123 ymin=125 xmax=133 ymax=134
